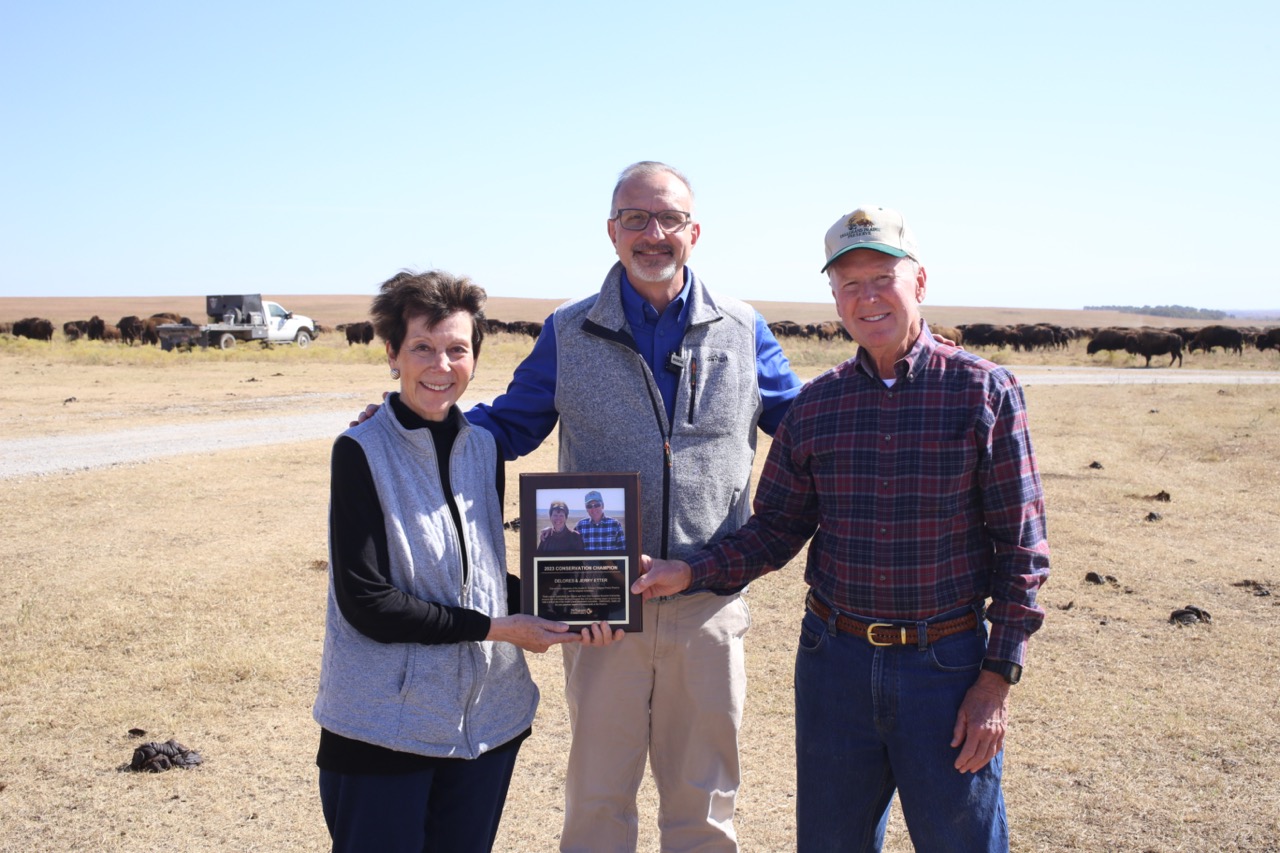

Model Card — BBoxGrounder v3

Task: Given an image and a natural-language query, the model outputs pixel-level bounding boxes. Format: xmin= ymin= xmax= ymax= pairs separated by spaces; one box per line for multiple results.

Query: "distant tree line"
xmin=1083 ymin=304 xmax=1229 ymax=320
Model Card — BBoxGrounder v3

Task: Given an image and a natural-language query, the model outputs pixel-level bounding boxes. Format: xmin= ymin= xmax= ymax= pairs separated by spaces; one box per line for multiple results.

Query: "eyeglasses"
xmin=612 ymin=209 xmax=692 ymax=233
xmin=586 ymin=502 xmax=603 ymax=509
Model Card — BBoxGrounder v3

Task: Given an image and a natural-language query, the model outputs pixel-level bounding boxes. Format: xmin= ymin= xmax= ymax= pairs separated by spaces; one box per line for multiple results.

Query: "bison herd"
xmin=0 ymin=313 xmax=549 ymax=348
xmin=764 ymin=319 xmax=1278 ymax=368
xmin=3 ymin=313 xmax=1279 ymax=367
xmin=2 ymin=313 xmax=196 ymax=346
xmin=1079 ymin=323 xmax=1272 ymax=366
xmin=332 ymin=317 xmax=544 ymax=346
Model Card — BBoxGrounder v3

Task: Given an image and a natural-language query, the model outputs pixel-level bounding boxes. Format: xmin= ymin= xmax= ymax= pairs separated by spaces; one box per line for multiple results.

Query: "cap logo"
xmin=840 ymin=209 xmax=886 ymax=241
xmin=847 ymin=210 xmax=875 ymax=229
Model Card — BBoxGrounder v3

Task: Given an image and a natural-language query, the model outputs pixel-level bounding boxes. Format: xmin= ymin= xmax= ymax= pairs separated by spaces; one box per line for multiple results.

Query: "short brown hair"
xmin=370 ymin=269 xmax=487 ymax=358
xmin=549 ymin=501 xmax=570 ymax=516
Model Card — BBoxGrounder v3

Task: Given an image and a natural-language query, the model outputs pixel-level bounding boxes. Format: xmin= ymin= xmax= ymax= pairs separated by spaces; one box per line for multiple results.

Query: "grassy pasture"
xmin=0 ymin=306 xmax=1278 ymax=852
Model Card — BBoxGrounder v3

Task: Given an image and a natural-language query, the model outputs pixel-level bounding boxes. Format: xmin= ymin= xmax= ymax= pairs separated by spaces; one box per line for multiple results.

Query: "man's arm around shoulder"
xmin=466 ymin=313 xmax=561 ymax=460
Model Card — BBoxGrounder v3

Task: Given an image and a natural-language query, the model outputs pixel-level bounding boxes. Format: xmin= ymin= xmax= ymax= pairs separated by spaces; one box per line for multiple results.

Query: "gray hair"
xmin=610 ymin=161 xmax=695 ymax=216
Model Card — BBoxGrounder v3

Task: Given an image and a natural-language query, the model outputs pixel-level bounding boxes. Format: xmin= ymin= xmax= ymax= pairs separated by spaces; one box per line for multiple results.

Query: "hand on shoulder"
xmin=349 ymin=392 xmax=390 ymax=428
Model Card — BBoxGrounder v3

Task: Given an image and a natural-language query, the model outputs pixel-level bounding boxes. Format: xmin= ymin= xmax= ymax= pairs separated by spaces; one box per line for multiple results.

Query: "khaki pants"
xmin=559 ymin=591 xmax=750 ymax=853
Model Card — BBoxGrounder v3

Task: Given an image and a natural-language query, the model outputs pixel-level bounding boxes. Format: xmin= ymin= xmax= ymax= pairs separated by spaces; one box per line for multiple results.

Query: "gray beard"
xmin=628 ymin=256 xmax=680 ymax=285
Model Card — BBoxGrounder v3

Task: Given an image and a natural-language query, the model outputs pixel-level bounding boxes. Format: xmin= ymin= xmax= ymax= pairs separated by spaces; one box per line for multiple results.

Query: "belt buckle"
xmin=866 ymin=622 xmax=904 ymax=646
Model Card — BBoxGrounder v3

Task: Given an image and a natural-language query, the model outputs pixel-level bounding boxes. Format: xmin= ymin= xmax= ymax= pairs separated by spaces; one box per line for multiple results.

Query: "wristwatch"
xmin=981 ymin=659 xmax=1023 ymax=685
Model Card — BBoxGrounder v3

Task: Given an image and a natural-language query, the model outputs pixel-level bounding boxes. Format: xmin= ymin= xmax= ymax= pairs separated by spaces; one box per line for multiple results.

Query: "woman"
xmin=313 ymin=270 xmax=581 ymax=853
xmin=537 ymin=500 xmax=584 ymax=552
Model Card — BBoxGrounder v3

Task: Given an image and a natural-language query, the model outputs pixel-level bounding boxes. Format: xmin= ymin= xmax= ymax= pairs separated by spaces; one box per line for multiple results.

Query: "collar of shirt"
xmin=853 ymin=322 xmax=938 ymax=385
xmin=619 ymin=268 xmax=692 ymax=333
xmin=619 ymin=268 xmax=693 ymax=423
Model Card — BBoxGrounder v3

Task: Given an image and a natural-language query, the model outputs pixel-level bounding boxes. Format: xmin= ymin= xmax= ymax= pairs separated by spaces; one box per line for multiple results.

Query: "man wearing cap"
xmin=635 ymin=206 xmax=1050 ymax=851
xmin=575 ymin=490 xmax=625 ymax=551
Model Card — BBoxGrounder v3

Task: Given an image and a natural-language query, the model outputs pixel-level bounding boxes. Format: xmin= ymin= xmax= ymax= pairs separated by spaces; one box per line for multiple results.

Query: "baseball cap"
xmin=584 ymin=490 xmax=603 ymax=506
xmin=821 ymin=206 xmax=919 ymax=272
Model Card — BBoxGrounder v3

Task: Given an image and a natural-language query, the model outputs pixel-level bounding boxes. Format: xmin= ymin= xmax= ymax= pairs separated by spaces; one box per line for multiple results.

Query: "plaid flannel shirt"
xmin=575 ymin=516 xmax=626 ymax=551
xmin=685 ymin=332 xmax=1050 ymax=665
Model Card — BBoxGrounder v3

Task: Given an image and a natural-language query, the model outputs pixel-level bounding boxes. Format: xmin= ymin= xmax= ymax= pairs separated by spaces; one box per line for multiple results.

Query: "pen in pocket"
xmin=687 ymin=357 xmax=698 ymax=424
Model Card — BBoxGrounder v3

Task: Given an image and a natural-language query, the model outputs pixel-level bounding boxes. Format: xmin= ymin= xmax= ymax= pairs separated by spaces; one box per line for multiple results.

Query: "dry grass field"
xmin=1 ymin=298 xmax=1278 ymax=852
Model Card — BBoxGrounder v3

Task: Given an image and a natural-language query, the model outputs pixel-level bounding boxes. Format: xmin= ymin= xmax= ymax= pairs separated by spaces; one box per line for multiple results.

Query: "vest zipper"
xmin=445 ymin=424 xmax=481 ymax=756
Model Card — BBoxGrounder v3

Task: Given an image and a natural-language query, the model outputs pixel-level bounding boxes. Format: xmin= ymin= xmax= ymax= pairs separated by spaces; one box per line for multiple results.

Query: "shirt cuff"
xmin=986 ymin=623 xmax=1029 ymax=667
xmin=455 ymin=609 xmax=493 ymax=644
xmin=683 ymin=551 xmax=722 ymax=591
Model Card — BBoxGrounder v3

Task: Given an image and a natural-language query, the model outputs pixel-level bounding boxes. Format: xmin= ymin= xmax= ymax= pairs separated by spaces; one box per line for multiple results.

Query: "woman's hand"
xmin=486 ymin=614 xmax=579 ymax=653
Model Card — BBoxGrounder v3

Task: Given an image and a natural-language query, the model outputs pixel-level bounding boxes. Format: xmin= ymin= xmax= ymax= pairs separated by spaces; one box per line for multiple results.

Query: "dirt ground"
xmin=1 ymin=328 xmax=1278 ymax=852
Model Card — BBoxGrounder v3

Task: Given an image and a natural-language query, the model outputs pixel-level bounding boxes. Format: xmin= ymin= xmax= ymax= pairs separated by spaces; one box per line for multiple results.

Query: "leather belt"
xmin=805 ymin=593 xmax=977 ymax=647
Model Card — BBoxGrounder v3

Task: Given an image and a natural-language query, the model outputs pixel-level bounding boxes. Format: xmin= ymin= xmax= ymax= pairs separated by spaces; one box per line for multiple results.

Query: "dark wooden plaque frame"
xmin=518 ymin=472 xmax=642 ymax=632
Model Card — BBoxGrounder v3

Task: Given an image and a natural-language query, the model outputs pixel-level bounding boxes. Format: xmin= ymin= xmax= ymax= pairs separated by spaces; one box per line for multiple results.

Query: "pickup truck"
xmin=158 ymin=295 xmax=318 ymax=350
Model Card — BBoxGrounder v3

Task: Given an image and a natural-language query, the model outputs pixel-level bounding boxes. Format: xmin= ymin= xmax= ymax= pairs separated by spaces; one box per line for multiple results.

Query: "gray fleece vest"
xmin=554 ymin=263 xmax=764 ymax=561
xmin=313 ymin=403 xmax=538 ymax=758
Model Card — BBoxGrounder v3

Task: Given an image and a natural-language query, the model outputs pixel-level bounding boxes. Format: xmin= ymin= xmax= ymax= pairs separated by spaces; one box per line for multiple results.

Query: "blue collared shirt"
xmin=619 ymin=270 xmax=691 ymax=424
xmin=468 ymin=267 xmax=802 ymax=460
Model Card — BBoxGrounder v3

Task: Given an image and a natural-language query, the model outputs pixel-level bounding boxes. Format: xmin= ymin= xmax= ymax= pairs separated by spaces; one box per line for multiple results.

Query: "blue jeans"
xmin=319 ymin=736 xmax=522 ymax=853
xmin=793 ymin=605 xmax=1008 ymax=853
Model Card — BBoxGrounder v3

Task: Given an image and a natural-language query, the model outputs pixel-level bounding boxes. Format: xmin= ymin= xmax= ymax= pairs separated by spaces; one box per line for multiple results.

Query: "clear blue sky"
xmin=3 ymin=1 xmax=1276 ymax=311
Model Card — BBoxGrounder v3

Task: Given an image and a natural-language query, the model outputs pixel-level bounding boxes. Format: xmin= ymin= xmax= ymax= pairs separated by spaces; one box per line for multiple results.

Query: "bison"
xmin=505 ymin=320 xmax=543 ymax=340
xmin=1124 ymin=329 xmax=1183 ymax=367
xmin=1256 ymin=328 xmax=1280 ymax=354
xmin=767 ymin=320 xmax=805 ymax=339
xmin=1086 ymin=327 xmax=1132 ymax=356
xmin=810 ymin=320 xmax=849 ymax=342
xmin=958 ymin=323 xmax=1016 ymax=349
xmin=117 ymin=315 xmax=144 ymax=346
xmin=13 ymin=317 xmax=54 ymax=342
xmin=1188 ymin=325 xmax=1244 ymax=356
xmin=345 ymin=321 xmax=375 ymax=346
xmin=928 ymin=324 xmax=964 ymax=346
xmin=1013 ymin=324 xmax=1061 ymax=352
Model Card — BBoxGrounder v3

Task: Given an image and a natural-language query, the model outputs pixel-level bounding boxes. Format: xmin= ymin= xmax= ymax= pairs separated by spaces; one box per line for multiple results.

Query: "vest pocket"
xmin=678 ymin=349 xmax=742 ymax=436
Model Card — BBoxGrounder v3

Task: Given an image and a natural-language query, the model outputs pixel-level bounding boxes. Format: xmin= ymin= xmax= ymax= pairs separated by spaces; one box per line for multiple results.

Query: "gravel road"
xmin=3 ymin=369 xmax=1277 ymax=480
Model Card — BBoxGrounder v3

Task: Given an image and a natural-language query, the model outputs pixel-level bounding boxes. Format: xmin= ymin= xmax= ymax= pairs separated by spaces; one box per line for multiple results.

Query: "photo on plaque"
xmin=518 ymin=472 xmax=642 ymax=632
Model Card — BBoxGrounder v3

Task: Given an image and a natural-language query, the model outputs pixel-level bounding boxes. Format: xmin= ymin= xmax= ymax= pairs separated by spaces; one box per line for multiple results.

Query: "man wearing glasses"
xmin=468 ymin=161 xmax=802 ymax=852
xmin=575 ymin=490 xmax=624 ymax=551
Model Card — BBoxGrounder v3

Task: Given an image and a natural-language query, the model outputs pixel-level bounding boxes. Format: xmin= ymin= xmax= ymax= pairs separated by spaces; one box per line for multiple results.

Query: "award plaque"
xmin=518 ymin=472 xmax=642 ymax=632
